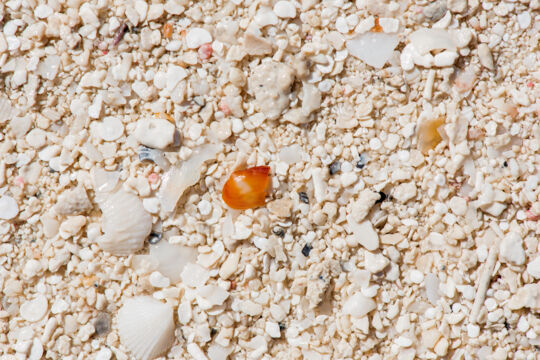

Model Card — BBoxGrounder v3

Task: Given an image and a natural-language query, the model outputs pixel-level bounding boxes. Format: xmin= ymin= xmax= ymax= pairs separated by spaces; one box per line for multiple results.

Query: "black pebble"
xmin=503 ymin=161 xmax=508 ymax=167
xmin=279 ymin=322 xmax=286 ymax=331
xmin=94 ymin=312 xmax=111 ymax=336
xmin=329 ymin=161 xmax=341 ymax=175
xmin=356 ymin=154 xmax=367 ymax=169
xmin=298 ymin=192 xmax=309 ymax=204
xmin=148 ymin=232 xmax=162 ymax=244
xmin=301 ymin=244 xmax=313 ymax=257
xmin=272 ymin=226 xmax=285 ymax=237
xmin=375 ymin=191 xmax=387 ymax=204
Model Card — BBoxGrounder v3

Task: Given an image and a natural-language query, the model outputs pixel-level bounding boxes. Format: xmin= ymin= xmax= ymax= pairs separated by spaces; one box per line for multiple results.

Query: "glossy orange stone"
xmin=222 ymin=166 xmax=271 ymax=210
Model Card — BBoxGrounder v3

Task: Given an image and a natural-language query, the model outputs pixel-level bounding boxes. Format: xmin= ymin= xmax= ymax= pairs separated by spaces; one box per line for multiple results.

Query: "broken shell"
xmin=478 ymin=43 xmax=495 ymax=71
xmin=417 ymin=117 xmax=445 ymax=154
xmin=0 ymin=195 xmax=19 ymax=220
xmin=138 ymin=146 xmax=170 ymax=170
xmin=117 ymin=297 xmax=175 ymax=360
xmin=347 ymin=32 xmax=399 ymax=69
xmin=20 ymin=295 xmax=48 ymax=322
xmin=98 ymin=190 xmax=152 ymax=255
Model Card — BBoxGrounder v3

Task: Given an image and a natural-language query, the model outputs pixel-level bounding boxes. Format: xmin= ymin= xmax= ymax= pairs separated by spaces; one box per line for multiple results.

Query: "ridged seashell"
xmin=98 ymin=191 xmax=152 ymax=255
xmin=117 ymin=297 xmax=175 ymax=360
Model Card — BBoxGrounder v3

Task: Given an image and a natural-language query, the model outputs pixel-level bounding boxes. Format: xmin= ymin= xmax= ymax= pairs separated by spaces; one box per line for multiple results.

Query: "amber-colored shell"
xmin=417 ymin=117 xmax=445 ymax=154
xmin=163 ymin=23 xmax=173 ymax=39
xmin=222 ymin=166 xmax=271 ymax=210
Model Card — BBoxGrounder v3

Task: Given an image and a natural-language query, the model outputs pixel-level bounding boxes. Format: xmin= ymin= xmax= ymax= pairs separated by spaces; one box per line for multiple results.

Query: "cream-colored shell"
xmin=117 ymin=296 xmax=175 ymax=360
xmin=98 ymin=190 xmax=152 ymax=255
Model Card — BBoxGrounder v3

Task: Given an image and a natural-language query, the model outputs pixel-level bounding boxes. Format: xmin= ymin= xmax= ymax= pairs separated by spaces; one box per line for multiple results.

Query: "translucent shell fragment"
xmin=222 ymin=166 xmax=271 ymax=210
xmin=417 ymin=117 xmax=445 ymax=154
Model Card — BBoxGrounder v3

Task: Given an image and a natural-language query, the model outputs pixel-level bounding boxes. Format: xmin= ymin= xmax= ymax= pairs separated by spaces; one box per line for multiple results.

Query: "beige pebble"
xmin=478 ymin=43 xmax=495 ymax=70
xmin=219 ymin=252 xmax=239 ymax=280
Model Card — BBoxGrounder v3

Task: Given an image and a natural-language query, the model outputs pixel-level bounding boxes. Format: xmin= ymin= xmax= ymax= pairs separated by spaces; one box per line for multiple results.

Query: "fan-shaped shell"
xmin=98 ymin=190 xmax=152 ymax=255
xmin=117 ymin=296 xmax=175 ymax=360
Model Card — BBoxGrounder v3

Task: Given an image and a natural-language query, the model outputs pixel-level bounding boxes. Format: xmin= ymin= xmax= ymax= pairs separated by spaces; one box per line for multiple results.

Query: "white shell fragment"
xmin=273 ymin=1 xmax=296 ymax=19
xmin=99 ymin=116 xmax=124 ymax=141
xmin=409 ymin=29 xmax=456 ymax=55
xmin=98 ymin=190 xmax=152 ymax=255
xmin=343 ymin=293 xmax=376 ymax=317
xmin=38 ymin=55 xmax=61 ymax=80
xmin=117 ymin=297 xmax=175 ymax=360
xmin=346 ymin=217 xmax=380 ymax=251
xmin=134 ymin=118 xmax=176 ymax=150
xmin=346 ymin=33 xmax=399 ymax=69
xmin=186 ymin=28 xmax=212 ymax=49
xmin=159 ymin=143 xmax=221 ymax=214
xmin=0 ymin=195 xmax=19 ymax=220
xmin=527 ymin=257 xmax=540 ymax=279
xmin=401 ymin=28 xmax=465 ymax=69
xmin=149 ymin=240 xmax=198 ymax=283
xmin=20 ymin=295 xmax=48 ymax=322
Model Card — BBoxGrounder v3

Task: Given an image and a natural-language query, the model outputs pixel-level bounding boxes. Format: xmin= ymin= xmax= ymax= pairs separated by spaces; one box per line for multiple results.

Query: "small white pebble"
xmin=20 ymin=295 xmax=48 ymax=322
xmin=188 ymin=123 xmax=203 ymax=140
xmin=340 ymin=172 xmax=358 ymax=188
xmin=99 ymin=117 xmax=124 ymax=141
xmin=341 ymin=161 xmax=353 ymax=172
xmin=0 ymin=195 xmax=19 ymax=220
xmin=197 ymin=199 xmax=212 ymax=216
xmin=398 ymin=150 xmax=410 ymax=162
xmin=409 ymin=270 xmax=424 ymax=284
xmin=517 ymin=316 xmax=529 ymax=333
xmin=34 ymin=4 xmax=53 ymax=19
xmin=434 ymin=174 xmax=446 ymax=186
xmin=186 ymin=28 xmax=212 ymax=49
xmin=485 ymin=298 xmax=497 ymax=312
xmin=135 ymin=117 xmax=176 ymax=149
xmin=165 ymin=40 xmax=182 ymax=51
xmin=433 ymin=51 xmax=459 ymax=67
xmin=335 ymin=17 xmax=349 ymax=33
xmin=95 ymin=348 xmax=112 ymax=360
xmin=369 ymin=138 xmax=382 ymax=151
xmin=526 ymin=329 xmax=537 ymax=339
xmin=318 ymin=79 xmax=334 ymax=93
xmin=265 ymin=321 xmax=281 ymax=338
xmin=149 ymin=271 xmax=171 ymax=288
xmin=231 ymin=118 xmax=244 ymax=134
xmin=142 ymin=198 xmax=160 ymax=214
xmin=517 ymin=12 xmax=531 ymax=29
xmin=255 ymin=8 xmax=278 ymax=27
xmin=273 ymin=1 xmax=296 ymax=19
xmin=379 ymin=18 xmax=399 ymax=33
xmin=467 ymin=324 xmax=480 ymax=338
xmin=395 ymin=336 xmax=413 ymax=347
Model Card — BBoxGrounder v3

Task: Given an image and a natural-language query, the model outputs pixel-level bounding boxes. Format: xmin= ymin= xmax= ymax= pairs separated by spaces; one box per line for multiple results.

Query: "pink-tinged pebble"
xmin=198 ymin=43 xmax=213 ymax=60
xmin=148 ymin=173 xmax=159 ymax=183
xmin=15 ymin=177 xmax=25 ymax=188
xmin=525 ymin=210 xmax=539 ymax=221
xmin=219 ymin=100 xmax=231 ymax=116
xmin=527 ymin=81 xmax=534 ymax=88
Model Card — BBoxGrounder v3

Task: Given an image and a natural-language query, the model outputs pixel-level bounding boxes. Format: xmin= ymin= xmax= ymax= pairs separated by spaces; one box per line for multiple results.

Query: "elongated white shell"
xmin=98 ymin=190 xmax=152 ymax=255
xmin=117 ymin=297 xmax=175 ymax=360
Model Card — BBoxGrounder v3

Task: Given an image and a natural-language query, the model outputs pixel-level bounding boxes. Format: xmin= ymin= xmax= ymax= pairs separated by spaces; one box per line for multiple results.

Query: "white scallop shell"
xmin=117 ymin=297 xmax=175 ymax=360
xmin=98 ymin=190 xmax=152 ymax=255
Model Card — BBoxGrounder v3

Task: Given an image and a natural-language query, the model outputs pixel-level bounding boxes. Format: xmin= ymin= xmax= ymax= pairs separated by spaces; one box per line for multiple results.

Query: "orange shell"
xmin=222 ymin=166 xmax=271 ymax=210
